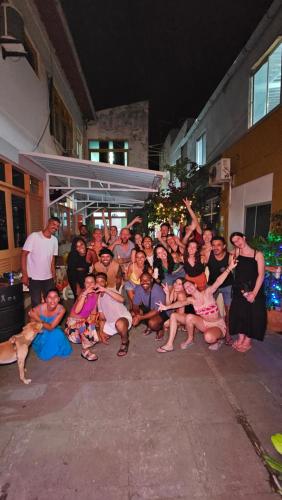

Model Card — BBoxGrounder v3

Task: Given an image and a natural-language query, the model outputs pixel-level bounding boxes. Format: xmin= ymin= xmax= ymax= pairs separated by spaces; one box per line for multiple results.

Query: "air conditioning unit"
xmin=209 ymin=158 xmax=231 ymax=186
xmin=0 ymin=3 xmax=27 ymax=58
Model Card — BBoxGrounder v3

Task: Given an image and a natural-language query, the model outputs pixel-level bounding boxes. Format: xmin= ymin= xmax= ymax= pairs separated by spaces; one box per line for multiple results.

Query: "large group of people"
xmin=21 ymin=199 xmax=267 ymax=363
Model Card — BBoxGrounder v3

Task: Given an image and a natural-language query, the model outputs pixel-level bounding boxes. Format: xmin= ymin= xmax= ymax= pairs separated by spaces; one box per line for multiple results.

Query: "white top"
xmin=98 ymin=291 xmax=132 ymax=324
xmin=23 ymin=231 xmax=58 ymax=280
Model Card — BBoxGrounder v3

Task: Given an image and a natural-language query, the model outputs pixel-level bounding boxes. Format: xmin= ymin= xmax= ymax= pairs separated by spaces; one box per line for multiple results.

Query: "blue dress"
xmin=32 ymin=305 xmax=72 ymax=361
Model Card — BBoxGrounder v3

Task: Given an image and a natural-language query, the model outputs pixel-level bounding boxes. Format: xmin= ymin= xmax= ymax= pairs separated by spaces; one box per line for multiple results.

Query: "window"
xmin=250 ymin=41 xmax=281 ymax=125
xmin=196 ymin=133 xmax=206 ymax=166
xmin=12 ymin=167 xmax=24 ymax=189
xmin=0 ymin=162 xmax=5 ymax=182
xmin=12 ymin=195 xmax=27 ymax=247
xmin=0 ymin=191 xmax=8 ymax=250
xmin=50 ymin=86 xmax=73 ymax=154
xmin=245 ymin=203 xmax=271 ymax=239
xmin=89 ymin=140 xmax=129 ymax=166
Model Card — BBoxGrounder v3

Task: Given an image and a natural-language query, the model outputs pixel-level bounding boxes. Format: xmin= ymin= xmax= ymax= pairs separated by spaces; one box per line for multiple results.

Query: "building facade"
xmin=0 ymin=0 xmax=94 ymax=274
xmin=160 ymin=0 xmax=282 ymax=238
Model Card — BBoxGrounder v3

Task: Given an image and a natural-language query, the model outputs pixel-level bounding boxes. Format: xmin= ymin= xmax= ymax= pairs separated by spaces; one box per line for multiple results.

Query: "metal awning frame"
xmin=46 ymin=172 xmax=158 ymax=212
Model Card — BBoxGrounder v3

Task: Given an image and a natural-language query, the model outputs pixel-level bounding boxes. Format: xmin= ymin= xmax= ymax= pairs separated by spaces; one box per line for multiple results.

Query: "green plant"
xmin=264 ymin=433 xmax=282 ymax=480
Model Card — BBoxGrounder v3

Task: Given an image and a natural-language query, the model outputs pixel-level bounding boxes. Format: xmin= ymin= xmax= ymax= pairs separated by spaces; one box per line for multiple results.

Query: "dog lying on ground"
xmin=0 ymin=322 xmax=43 ymax=384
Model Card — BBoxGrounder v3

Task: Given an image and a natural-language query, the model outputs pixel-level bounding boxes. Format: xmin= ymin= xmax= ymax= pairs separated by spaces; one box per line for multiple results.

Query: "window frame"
xmin=88 ymin=139 xmax=129 ymax=166
xmin=249 ymin=38 xmax=282 ymax=127
xmin=196 ymin=132 xmax=206 ymax=166
xmin=244 ymin=202 xmax=271 ymax=239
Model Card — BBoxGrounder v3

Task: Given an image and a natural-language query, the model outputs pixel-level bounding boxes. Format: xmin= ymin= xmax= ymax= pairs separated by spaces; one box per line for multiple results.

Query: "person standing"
xmin=207 ymin=236 xmax=234 ymax=344
xmin=229 ymin=232 xmax=266 ymax=352
xmin=21 ymin=217 xmax=60 ymax=307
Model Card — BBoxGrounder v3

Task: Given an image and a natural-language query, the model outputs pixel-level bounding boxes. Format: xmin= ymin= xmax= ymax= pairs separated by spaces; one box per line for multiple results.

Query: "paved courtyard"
xmin=0 ymin=326 xmax=282 ymax=500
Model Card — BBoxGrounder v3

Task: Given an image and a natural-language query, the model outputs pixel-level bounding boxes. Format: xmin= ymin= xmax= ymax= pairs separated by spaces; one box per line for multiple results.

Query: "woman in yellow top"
xmin=124 ymin=250 xmax=152 ymax=309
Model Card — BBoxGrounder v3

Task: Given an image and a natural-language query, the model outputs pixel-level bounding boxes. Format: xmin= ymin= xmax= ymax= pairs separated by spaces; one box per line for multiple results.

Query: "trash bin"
xmin=0 ymin=282 xmax=25 ymax=342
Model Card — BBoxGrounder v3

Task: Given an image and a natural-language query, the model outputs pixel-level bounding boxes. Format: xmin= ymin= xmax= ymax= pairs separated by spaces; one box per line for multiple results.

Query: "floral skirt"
xmin=65 ymin=314 xmax=99 ymax=349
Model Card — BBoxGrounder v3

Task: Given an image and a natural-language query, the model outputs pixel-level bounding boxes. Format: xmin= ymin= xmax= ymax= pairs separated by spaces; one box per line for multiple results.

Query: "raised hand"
xmin=133 ymin=216 xmax=142 ymax=224
xmin=183 ymin=198 xmax=192 ymax=209
xmin=162 ymin=283 xmax=170 ymax=295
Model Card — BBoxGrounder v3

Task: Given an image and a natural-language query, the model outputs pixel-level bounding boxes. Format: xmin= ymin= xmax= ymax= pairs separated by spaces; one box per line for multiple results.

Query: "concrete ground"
xmin=0 ymin=326 xmax=282 ymax=500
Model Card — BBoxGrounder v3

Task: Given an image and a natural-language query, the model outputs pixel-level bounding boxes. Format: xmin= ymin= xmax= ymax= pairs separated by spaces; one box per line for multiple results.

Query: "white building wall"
xmin=228 ymin=173 xmax=273 ymax=236
xmin=0 ymin=0 xmax=84 ymax=166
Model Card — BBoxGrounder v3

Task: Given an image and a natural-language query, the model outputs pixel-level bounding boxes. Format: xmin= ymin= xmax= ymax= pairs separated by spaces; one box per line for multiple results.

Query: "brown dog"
xmin=0 ymin=322 xmax=43 ymax=384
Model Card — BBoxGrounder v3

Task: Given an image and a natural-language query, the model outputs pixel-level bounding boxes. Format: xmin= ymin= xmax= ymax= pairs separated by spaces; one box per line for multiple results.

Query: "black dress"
xmin=229 ymin=251 xmax=266 ymax=341
xmin=67 ymin=252 xmax=90 ymax=298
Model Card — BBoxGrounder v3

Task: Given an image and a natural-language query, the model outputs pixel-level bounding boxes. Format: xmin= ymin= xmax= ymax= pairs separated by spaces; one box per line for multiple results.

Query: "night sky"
xmin=61 ymin=0 xmax=273 ymax=163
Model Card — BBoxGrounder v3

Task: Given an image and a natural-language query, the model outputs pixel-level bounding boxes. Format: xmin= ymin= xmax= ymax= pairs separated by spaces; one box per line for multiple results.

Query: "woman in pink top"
xmin=157 ymin=257 xmax=237 ymax=352
xmin=65 ymin=274 xmax=99 ymax=361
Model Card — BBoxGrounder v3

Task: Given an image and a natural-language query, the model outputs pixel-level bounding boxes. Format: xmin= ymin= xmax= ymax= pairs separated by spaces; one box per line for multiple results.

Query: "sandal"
xmin=81 ymin=349 xmax=98 ymax=362
xmin=117 ymin=340 xmax=129 ymax=357
xmin=155 ymin=330 xmax=164 ymax=341
xmin=143 ymin=327 xmax=152 ymax=336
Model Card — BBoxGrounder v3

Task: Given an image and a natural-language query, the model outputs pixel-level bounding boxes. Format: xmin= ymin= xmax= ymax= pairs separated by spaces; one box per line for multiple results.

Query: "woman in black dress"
xmin=229 ymin=232 xmax=266 ymax=352
xmin=67 ymin=237 xmax=91 ymax=299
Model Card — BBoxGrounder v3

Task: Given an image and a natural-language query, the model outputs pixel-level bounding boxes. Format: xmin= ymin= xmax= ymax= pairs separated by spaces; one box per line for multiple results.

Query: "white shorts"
xmin=103 ymin=315 xmax=132 ymax=336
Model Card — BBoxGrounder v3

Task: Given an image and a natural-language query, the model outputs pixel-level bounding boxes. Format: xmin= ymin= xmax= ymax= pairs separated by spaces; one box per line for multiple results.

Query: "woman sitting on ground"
xmin=156 ymin=256 xmax=237 ymax=353
xmin=65 ymin=274 xmax=99 ymax=361
xmin=124 ymin=250 xmax=152 ymax=309
xmin=162 ymin=279 xmax=187 ymax=332
xmin=29 ymin=288 xmax=72 ymax=361
xmin=183 ymin=240 xmax=207 ymax=291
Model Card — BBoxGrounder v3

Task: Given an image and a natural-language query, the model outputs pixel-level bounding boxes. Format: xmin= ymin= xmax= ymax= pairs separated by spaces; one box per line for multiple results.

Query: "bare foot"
xmin=180 ymin=339 xmax=194 ymax=350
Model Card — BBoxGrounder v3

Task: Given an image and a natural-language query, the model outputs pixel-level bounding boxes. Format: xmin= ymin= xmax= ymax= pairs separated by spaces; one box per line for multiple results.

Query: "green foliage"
xmin=272 ymin=434 xmax=282 ymax=455
xmin=144 ymin=160 xmax=219 ymax=226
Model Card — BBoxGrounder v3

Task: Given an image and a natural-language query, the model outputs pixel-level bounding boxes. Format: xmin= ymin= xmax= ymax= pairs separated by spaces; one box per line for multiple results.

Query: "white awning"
xmin=19 ymin=152 xmax=164 ymax=212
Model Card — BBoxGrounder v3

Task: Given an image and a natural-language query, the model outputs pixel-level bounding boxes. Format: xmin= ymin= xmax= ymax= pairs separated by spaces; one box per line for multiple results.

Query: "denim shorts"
xmin=215 ymin=285 xmax=232 ymax=306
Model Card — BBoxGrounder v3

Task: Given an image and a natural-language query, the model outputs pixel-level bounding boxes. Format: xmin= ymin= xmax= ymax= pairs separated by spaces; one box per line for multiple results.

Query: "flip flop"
xmin=143 ymin=327 xmax=152 ymax=336
xmin=157 ymin=346 xmax=174 ymax=353
xmin=81 ymin=350 xmax=98 ymax=362
xmin=180 ymin=341 xmax=194 ymax=350
xmin=234 ymin=343 xmax=252 ymax=353
xmin=208 ymin=340 xmax=223 ymax=351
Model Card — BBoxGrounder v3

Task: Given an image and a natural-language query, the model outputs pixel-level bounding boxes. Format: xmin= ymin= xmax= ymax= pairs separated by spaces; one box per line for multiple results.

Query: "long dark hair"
xmin=67 ymin=237 xmax=87 ymax=270
xmin=153 ymin=245 xmax=174 ymax=281
xmin=184 ymin=240 xmax=201 ymax=264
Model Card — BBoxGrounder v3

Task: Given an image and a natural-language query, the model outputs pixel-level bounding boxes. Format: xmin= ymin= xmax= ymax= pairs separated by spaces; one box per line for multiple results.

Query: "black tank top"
xmin=207 ymin=251 xmax=234 ymax=286
xmin=184 ymin=259 xmax=205 ymax=277
xmin=232 ymin=250 xmax=264 ymax=298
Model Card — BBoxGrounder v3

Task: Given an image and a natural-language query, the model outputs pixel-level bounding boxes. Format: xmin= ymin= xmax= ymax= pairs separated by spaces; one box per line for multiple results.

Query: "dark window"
xmin=245 ymin=203 xmax=271 ymax=239
xmin=23 ymin=33 xmax=38 ymax=75
xmin=12 ymin=167 xmax=24 ymax=189
xmin=50 ymin=86 xmax=73 ymax=154
xmin=12 ymin=195 xmax=26 ymax=247
xmin=0 ymin=162 xmax=5 ymax=182
xmin=0 ymin=190 xmax=8 ymax=250
xmin=30 ymin=176 xmax=39 ymax=194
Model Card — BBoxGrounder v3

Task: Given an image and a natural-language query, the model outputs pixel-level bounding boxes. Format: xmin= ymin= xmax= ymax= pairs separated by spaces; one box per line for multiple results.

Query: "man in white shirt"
xmin=21 ymin=217 xmax=60 ymax=307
